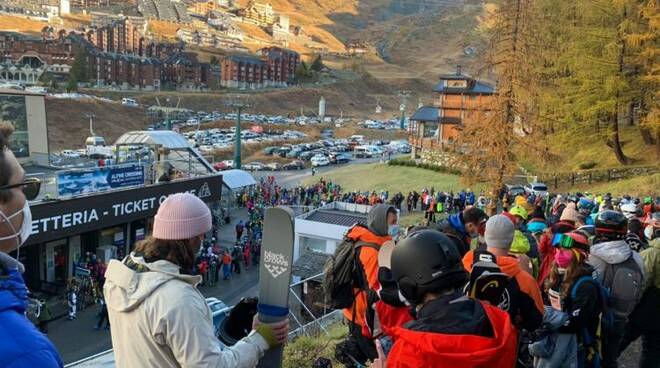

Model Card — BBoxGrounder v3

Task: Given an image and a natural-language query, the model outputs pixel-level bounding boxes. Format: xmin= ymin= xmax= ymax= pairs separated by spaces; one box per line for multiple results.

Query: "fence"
xmin=538 ymin=165 xmax=659 ymax=189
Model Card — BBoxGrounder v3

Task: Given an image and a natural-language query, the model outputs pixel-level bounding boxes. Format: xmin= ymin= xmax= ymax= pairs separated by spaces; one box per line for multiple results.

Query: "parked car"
xmin=243 ymin=162 xmax=265 ymax=171
xmin=213 ymin=162 xmax=230 ymax=171
xmin=121 ymin=98 xmax=138 ymax=107
xmin=263 ymin=146 xmax=280 ymax=155
xmin=299 ymin=151 xmax=317 ymax=161
xmin=283 ymin=160 xmax=305 ymax=170
xmin=265 ymin=163 xmax=282 ymax=171
xmin=311 ymin=155 xmax=330 ymax=167
xmin=221 ymin=160 xmax=235 ymax=169
xmin=524 ymin=182 xmax=549 ymax=197
xmin=60 ymin=150 xmax=80 ymax=158
xmin=205 ymin=298 xmax=230 ymax=335
xmin=330 ymin=152 xmax=352 ymax=164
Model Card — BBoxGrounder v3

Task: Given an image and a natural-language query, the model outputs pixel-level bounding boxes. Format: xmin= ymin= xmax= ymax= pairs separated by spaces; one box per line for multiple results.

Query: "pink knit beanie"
xmin=153 ymin=193 xmax=212 ymax=240
xmin=560 ymin=203 xmax=579 ymax=223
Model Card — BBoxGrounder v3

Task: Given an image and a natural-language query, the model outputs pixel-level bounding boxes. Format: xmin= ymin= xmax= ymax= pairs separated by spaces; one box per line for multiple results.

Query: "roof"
xmin=224 ymin=54 xmax=265 ymax=65
xmin=411 ymin=106 xmax=439 ymax=122
xmin=433 ymin=79 xmax=495 ymax=94
xmin=220 ymin=169 xmax=257 ymax=190
xmin=114 ymin=131 xmax=191 ymax=149
xmin=292 ymin=251 xmax=329 ymax=280
xmin=0 ymin=88 xmax=46 ymax=97
xmin=304 ymin=209 xmax=367 ymax=227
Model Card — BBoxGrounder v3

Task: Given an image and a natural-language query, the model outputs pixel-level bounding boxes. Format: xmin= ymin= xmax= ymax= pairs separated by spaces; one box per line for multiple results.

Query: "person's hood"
xmin=590 ymin=240 xmax=632 ymax=265
xmin=347 ymin=224 xmax=391 ymax=245
xmin=389 ymin=303 xmax=516 ymax=367
xmin=650 ymin=238 xmax=660 ymax=250
xmin=367 ymin=204 xmax=395 ymax=237
xmin=448 ymin=213 xmax=468 ymax=237
xmin=104 ymin=253 xmax=201 ymax=313
xmin=0 ymin=251 xmax=24 ymax=274
xmin=463 ymin=251 xmax=522 ymax=278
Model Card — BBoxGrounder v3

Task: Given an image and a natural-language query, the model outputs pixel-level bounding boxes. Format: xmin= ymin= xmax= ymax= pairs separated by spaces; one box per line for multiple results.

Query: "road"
xmin=250 ymin=155 xmax=399 ymax=188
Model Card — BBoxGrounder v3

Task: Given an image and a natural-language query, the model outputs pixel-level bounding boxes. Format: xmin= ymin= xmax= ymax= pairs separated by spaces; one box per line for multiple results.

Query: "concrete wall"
xmin=25 ymin=94 xmax=50 ymax=166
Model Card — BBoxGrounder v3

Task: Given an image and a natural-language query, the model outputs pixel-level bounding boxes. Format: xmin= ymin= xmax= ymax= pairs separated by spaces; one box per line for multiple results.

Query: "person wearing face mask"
xmin=0 ymin=123 xmax=63 ymax=368
xmin=539 ymin=231 xmax=603 ymax=368
xmin=336 ymin=204 xmax=400 ymax=366
xmin=434 ymin=207 xmax=488 ymax=257
xmin=104 ymin=193 xmax=289 ymax=368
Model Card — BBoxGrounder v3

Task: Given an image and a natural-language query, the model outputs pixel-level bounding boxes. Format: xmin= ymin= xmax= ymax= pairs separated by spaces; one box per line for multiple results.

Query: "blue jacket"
xmin=0 ymin=264 xmax=63 ymax=368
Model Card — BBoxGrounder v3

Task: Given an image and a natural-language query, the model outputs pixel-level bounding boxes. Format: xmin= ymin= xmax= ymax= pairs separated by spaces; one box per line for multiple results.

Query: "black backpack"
xmin=324 ymin=225 xmax=379 ymax=310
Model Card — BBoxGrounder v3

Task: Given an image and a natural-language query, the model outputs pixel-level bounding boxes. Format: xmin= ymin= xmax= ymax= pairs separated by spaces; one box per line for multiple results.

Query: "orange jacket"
xmin=463 ymin=250 xmax=544 ymax=330
xmin=387 ymin=302 xmax=518 ymax=368
xmin=342 ymin=226 xmax=391 ymax=330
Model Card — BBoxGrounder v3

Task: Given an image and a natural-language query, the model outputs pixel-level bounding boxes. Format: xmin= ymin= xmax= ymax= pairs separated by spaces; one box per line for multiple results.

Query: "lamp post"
xmin=398 ymin=90 xmax=411 ymax=130
xmin=226 ymin=95 xmax=250 ymax=170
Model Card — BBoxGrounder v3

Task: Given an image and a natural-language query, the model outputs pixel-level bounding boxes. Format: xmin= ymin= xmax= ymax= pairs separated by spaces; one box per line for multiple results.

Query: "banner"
xmin=27 ymin=175 xmax=222 ymax=245
xmin=57 ymin=165 xmax=145 ymax=197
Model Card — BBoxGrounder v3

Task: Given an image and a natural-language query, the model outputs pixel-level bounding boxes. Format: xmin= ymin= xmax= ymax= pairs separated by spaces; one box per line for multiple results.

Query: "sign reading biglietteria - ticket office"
xmin=25 ymin=175 xmax=222 ymax=245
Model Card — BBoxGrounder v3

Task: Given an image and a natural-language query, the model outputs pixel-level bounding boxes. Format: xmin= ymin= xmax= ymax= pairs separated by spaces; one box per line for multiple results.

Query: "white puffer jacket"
xmin=104 ymin=254 xmax=268 ymax=368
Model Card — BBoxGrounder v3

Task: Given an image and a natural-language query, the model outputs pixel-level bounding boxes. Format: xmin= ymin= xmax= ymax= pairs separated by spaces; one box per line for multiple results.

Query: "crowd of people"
xmin=3 ymin=118 xmax=660 ymax=367
xmin=332 ymin=191 xmax=660 ymax=368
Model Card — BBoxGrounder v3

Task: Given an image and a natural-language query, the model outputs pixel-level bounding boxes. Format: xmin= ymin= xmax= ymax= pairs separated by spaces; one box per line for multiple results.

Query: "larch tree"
xmin=455 ymin=0 xmax=545 ymax=214
xmin=624 ymin=0 xmax=660 ymax=158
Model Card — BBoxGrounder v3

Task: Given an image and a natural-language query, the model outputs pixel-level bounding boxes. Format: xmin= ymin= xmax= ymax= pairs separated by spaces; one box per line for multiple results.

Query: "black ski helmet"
xmin=595 ymin=210 xmax=628 ymax=239
xmin=390 ymin=229 xmax=468 ymax=305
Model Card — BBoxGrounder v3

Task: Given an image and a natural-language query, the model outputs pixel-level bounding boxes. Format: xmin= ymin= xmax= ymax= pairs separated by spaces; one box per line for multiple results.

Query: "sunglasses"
xmin=0 ymin=177 xmax=42 ymax=200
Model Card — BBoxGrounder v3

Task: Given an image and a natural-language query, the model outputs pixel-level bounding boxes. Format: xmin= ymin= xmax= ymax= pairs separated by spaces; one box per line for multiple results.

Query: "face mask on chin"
xmin=0 ymin=200 xmax=32 ymax=259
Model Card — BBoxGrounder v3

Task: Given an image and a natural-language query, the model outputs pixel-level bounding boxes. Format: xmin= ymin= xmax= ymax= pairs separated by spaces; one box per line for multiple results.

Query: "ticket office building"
xmin=18 ymin=175 xmax=223 ymax=293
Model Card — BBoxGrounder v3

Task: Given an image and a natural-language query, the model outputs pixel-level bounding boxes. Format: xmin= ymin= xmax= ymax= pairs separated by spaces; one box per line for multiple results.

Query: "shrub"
xmin=578 ymin=161 xmax=597 ymax=170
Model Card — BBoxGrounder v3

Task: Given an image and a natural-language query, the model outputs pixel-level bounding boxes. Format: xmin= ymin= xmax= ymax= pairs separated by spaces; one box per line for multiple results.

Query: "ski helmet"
xmin=509 ymin=205 xmax=529 ymax=221
xmin=595 ymin=210 xmax=628 ymax=239
xmin=620 ymin=203 xmax=638 ymax=220
xmin=391 ymin=229 xmax=468 ymax=305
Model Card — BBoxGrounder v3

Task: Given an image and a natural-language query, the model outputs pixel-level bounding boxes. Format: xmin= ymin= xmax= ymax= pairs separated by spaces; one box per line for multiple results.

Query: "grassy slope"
xmin=539 ymin=125 xmax=658 ymax=172
xmin=562 ymin=173 xmax=659 ymax=196
xmin=303 ymin=162 xmax=484 ymax=195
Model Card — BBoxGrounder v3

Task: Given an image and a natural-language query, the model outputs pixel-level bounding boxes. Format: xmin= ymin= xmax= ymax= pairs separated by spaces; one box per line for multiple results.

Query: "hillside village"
xmin=0 ymin=0 xmax=362 ymax=91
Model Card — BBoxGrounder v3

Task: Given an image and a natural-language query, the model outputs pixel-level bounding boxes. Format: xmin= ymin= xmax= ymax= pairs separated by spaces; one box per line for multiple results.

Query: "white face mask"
xmin=0 ymin=200 xmax=33 ymax=256
xmin=645 ymin=225 xmax=655 ymax=241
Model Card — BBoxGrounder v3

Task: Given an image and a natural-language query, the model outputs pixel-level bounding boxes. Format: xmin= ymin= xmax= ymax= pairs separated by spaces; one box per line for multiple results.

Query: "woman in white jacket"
xmin=104 ymin=193 xmax=287 ymax=368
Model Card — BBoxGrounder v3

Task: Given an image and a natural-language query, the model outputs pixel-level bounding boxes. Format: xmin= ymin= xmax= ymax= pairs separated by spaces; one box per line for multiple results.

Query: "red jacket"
xmin=386 ymin=302 xmax=518 ymax=368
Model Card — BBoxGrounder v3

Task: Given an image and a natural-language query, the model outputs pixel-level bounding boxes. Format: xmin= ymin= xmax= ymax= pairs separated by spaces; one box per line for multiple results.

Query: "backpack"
xmin=600 ymin=256 xmax=643 ymax=318
xmin=571 ymin=275 xmax=612 ymax=367
xmin=323 ymin=226 xmax=379 ymax=310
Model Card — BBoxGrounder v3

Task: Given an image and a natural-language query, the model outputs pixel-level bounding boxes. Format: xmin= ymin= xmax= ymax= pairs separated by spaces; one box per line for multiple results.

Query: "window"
xmin=0 ymin=95 xmax=28 ymax=157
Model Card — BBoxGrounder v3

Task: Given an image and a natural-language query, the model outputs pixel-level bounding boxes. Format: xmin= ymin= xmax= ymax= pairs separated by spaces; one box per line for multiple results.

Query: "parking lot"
xmin=212 ymin=134 xmax=411 ymax=172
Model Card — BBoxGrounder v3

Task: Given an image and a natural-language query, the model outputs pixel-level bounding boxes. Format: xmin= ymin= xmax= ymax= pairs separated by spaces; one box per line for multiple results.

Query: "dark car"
xmin=299 ymin=151 xmax=316 ymax=161
xmin=283 ymin=160 xmax=305 ymax=170
xmin=330 ymin=152 xmax=352 ymax=164
xmin=263 ymin=146 xmax=280 ymax=155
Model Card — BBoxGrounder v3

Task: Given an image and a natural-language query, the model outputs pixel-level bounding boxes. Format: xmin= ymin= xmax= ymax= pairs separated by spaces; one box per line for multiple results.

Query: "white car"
xmin=311 ymin=155 xmax=330 ymax=167
xmin=121 ymin=98 xmax=138 ymax=107
xmin=243 ymin=162 xmax=265 ymax=171
xmin=60 ymin=150 xmax=80 ymax=158
xmin=524 ymin=182 xmax=549 ymax=197
xmin=221 ymin=160 xmax=235 ymax=169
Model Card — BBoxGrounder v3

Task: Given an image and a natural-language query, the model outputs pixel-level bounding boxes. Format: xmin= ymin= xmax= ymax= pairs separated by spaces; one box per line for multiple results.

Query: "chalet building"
xmin=256 ymin=46 xmax=298 ymax=86
xmin=0 ymin=31 xmax=77 ymax=84
xmin=220 ymin=54 xmax=267 ymax=89
xmin=409 ymin=70 xmax=495 ymax=158
xmin=162 ymin=52 xmax=210 ymax=91
xmin=240 ymin=1 xmax=276 ymax=26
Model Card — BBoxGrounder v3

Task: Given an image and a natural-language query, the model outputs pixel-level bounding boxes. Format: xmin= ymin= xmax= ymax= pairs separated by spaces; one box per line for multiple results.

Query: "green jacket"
xmin=640 ymin=238 xmax=660 ymax=293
